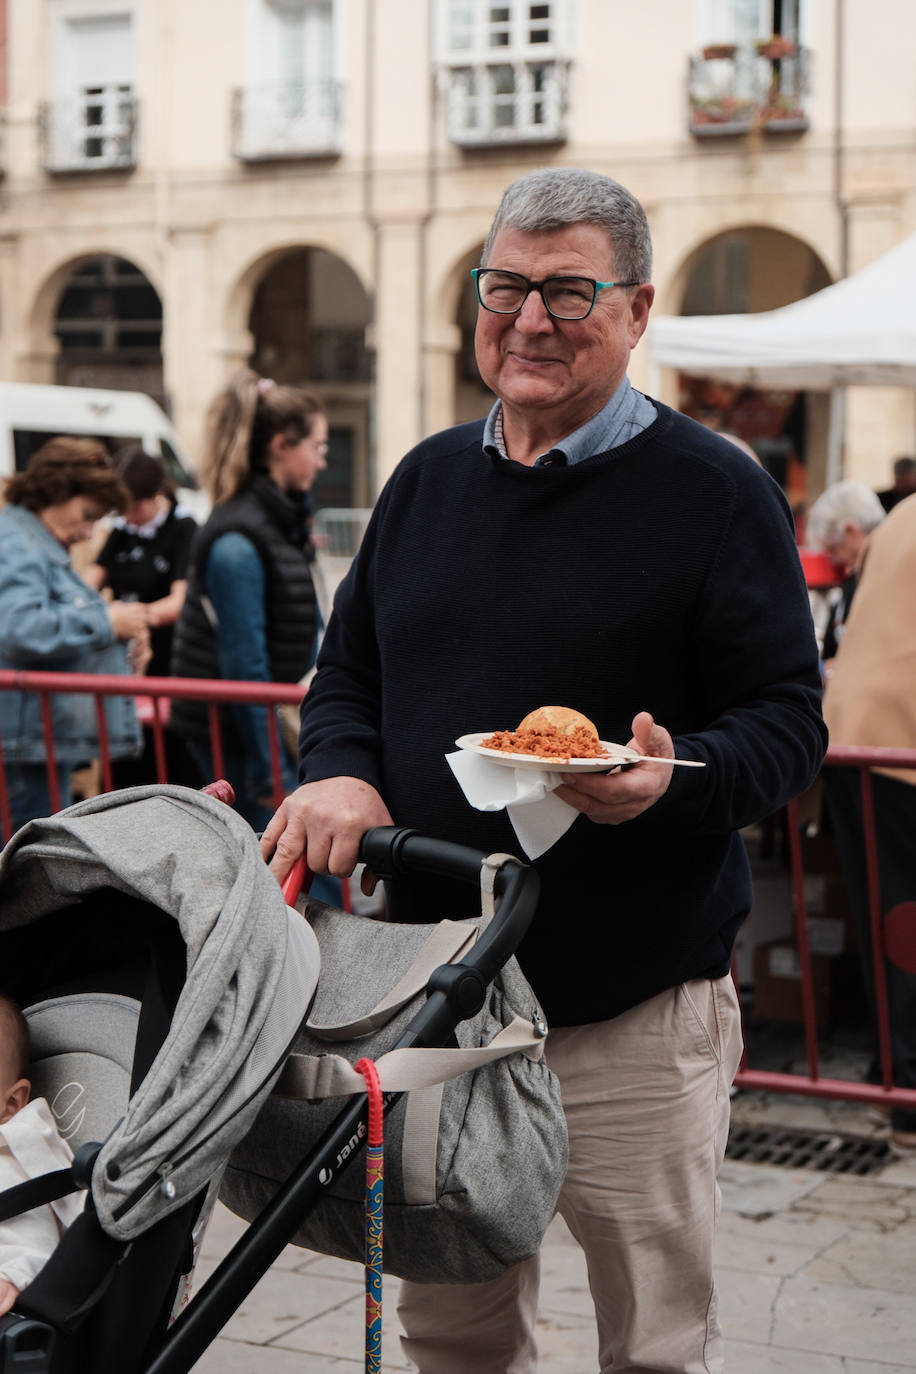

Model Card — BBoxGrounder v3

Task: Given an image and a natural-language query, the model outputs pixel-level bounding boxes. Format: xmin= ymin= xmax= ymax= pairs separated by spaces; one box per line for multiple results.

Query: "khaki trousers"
xmin=398 ymin=975 xmax=743 ymax=1374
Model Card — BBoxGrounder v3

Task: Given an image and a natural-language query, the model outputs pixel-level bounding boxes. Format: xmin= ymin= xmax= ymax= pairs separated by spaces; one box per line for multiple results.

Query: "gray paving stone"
xmin=716 ymin=1266 xmax=782 ymax=1345
xmin=802 ymin=1217 xmax=916 ymax=1294
xmin=195 ymin=1266 xmax=361 ymax=1346
xmin=844 ymin=1364 xmax=916 ymax=1374
xmin=875 ymin=1153 xmax=916 ymax=1187
xmin=716 ymin=1211 xmax=835 ymax=1278
xmin=193 ymin=1336 xmax=361 ymax=1371
xmin=790 ymin=1176 xmax=912 ymax=1230
xmin=718 ymin=1202 xmax=849 ymax=1258
xmin=720 ymin=1340 xmax=847 ymax=1372
xmin=771 ymin=1275 xmax=916 ymax=1365
xmin=719 ymin=1158 xmax=823 ymax=1216
xmin=272 ymin=1283 xmax=411 ymax=1368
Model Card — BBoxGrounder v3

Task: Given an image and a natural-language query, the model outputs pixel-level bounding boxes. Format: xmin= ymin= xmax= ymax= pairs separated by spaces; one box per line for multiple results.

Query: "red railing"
xmin=0 ymin=669 xmax=305 ymax=837
xmin=0 ymin=665 xmax=321 ymax=917
xmin=735 ymin=744 xmax=916 ymax=1116
xmin=1 ymin=667 xmax=914 ymax=1111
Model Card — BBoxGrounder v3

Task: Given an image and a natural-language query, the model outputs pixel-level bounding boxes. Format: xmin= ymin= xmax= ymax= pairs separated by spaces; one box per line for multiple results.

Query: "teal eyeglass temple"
xmin=471 ymin=268 xmax=640 ymax=320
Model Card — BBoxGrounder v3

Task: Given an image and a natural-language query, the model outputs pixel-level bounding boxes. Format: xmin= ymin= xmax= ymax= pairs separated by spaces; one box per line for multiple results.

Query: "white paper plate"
xmin=455 ymin=733 xmax=706 ymax=772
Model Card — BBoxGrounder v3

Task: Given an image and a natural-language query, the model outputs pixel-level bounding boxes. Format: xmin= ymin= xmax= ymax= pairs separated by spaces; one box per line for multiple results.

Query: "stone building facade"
xmin=1 ymin=0 xmax=914 ymax=502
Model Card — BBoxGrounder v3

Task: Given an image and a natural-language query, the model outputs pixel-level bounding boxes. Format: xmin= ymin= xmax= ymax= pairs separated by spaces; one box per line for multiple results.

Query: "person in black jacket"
xmin=262 ymin=169 xmax=826 ymax=1374
xmin=876 ymin=455 xmax=916 ymax=513
xmin=84 ymin=447 xmax=199 ymax=787
xmin=170 ymin=370 xmax=326 ymax=830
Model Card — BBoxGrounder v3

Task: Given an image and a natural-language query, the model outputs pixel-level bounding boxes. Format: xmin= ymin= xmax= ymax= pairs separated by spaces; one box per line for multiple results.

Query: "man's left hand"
xmin=553 ymin=711 xmax=675 ymax=825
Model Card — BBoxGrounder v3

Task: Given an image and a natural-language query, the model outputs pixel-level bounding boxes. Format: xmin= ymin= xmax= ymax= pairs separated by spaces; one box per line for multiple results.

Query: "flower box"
xmin=755 ymin=36 xmax=796 ymax=59
xmin=702 ymin=43 xmax=737 ymax=60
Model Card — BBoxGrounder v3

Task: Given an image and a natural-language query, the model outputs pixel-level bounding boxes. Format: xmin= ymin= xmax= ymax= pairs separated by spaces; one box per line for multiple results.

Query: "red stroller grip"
xmin=281 ymin=854 xmax=310 ymax=906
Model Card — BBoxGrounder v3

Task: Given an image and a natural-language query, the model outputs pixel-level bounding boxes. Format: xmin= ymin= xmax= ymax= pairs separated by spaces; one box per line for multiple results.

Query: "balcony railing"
xmin=688 ymin=44 xmax=811 ymax=138
xmin=445 ymin=59 xmax=570 ymax=148
xmin=231 ymin=80 xmax=342 ymax=162
xmin=39 ymin=87 xmax=137 ymax=172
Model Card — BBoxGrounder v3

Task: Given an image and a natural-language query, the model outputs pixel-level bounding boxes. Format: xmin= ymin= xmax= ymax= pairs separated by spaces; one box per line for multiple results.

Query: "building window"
xmin=689 ymin=0 xmax=809 ymax=136
xmin=437 ymin=1 xmax=571 ymax=148
xmin=233 ymin=0 xmax=341 ymax=161
xmin=42 ymin=10 xmax=137 ymax=172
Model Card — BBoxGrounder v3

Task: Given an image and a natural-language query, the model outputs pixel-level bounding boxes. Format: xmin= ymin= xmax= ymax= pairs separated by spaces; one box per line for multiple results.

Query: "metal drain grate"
xmin=727 ymin=1124 xmax=892 ymax=1175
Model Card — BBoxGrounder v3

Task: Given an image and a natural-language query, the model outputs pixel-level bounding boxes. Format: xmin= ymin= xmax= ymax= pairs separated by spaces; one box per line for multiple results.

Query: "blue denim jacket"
xmin=0 ymin=505 xmax=141 ymax=763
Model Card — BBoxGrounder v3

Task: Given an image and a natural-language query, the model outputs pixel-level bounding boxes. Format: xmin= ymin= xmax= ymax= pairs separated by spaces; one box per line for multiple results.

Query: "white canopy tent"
xmin=648 ymin=233 xmax=916 ymax=482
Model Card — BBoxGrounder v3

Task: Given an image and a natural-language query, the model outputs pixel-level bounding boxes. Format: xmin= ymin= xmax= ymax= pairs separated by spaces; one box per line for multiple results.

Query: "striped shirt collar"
xmin=482 ymin=376 xmax=656 ymax=467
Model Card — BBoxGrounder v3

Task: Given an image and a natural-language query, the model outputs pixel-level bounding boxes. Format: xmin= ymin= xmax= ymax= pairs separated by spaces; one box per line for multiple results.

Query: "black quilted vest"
xmin=170 ymin=476 xmax=316 ymax=744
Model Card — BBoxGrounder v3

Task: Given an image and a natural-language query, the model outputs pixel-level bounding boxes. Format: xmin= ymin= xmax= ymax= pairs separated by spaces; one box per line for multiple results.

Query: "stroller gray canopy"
xmin=0 ymin=784 xmax=320 ymax=1241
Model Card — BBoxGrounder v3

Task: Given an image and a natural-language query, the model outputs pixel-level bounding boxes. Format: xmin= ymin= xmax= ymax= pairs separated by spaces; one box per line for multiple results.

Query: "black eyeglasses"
xmin=471 ymin=268 xmax=639 ymax=321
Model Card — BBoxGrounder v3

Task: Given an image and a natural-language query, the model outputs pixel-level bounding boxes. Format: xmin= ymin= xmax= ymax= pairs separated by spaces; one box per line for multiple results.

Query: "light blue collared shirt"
xmin=482 ymin=376 xmax=657 ymax=467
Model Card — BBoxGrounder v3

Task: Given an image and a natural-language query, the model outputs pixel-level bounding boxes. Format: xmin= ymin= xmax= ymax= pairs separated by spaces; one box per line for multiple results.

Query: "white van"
xmin=0 ymin=382 xmax=206 ymax=519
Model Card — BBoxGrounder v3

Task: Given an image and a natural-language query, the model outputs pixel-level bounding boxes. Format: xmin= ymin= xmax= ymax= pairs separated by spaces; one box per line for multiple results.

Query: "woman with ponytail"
xmin=170 ymin=369 xmax=328 ymax=830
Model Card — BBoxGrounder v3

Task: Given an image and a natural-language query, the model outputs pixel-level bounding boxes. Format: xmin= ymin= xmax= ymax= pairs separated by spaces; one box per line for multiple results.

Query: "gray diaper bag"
xmin=221 ymin=862 xmax=569 ymax=1284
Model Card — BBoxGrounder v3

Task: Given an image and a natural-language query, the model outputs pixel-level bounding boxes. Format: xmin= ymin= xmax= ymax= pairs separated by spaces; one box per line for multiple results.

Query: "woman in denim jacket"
xmin=0 ymin=438 xmax=151 ymax=841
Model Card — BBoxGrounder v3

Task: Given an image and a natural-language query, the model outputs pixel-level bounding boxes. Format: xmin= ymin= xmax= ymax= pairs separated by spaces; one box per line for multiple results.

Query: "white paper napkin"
xmin=446 ymin=749 xmax=579 ymax=860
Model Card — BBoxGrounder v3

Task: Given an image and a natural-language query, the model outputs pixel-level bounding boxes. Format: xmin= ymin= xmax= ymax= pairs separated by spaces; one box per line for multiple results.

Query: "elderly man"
xmin=264 ymin=169 xmax=826 ymax=1374
xmin=806 ymin=479 xmax=885 ymax=667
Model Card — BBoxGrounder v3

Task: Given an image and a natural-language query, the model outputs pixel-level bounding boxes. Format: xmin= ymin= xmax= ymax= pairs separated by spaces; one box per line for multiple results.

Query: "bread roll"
xmin=517 ymin=706 xmax=599 ymax=741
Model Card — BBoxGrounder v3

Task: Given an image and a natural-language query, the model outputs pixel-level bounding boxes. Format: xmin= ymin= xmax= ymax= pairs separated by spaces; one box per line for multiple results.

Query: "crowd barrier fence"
xmin=1 ymin=667 xmax=914 ymax=1115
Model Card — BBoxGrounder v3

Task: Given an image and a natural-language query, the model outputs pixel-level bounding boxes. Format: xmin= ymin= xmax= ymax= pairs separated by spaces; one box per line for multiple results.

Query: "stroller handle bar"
xmin=281 ymin=827 xmax=540 ymax=986
xmin=358 ymin=826 xmax=541 ymax=988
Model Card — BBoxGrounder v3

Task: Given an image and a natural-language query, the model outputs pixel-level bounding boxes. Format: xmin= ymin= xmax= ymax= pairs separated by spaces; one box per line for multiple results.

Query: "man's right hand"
xmin=260 ymin=776 xmax=394 ymax=890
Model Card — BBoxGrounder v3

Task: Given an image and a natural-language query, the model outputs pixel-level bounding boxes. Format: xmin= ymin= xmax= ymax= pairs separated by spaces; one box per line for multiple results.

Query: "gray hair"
xmin=806 ymin=480 xmax=885 ymax=550
xmin=481 ymin=168 xmax=653 ymax=284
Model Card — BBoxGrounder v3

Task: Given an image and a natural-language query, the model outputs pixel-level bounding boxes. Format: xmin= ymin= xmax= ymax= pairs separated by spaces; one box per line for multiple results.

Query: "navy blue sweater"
xmin=300 ymin=403 xmax=826 ymax=1025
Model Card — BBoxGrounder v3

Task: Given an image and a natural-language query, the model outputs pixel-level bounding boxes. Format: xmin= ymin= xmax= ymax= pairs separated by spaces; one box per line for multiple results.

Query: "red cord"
xmin=354 ymin=1058 xmax=384 ymax=1147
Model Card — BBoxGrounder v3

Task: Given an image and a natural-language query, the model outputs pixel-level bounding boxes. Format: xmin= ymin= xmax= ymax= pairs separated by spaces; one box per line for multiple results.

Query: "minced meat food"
xmin=480 ymin=724 xmax=610 ymax=763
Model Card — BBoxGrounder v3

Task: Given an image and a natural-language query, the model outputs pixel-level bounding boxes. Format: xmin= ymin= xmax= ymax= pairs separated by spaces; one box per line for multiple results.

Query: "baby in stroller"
xmin=0 ymin=996 xmax=81 ymax=1318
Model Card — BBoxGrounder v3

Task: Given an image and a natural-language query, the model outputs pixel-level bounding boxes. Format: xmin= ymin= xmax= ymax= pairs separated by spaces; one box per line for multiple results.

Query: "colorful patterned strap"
xmin=354 ymin=1057 xmax=384 ymax=1374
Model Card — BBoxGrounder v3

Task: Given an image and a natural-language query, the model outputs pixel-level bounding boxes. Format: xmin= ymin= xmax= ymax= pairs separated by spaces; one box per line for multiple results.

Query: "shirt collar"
xmin=111 ymin=501 xmax=171 ymax=539
xmin=482 ymin=376 xmax=648 ymax=466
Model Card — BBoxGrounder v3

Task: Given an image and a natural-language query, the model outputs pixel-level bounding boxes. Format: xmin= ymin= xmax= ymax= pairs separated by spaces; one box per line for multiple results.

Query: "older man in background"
xmin=806 ymin=479 xmax=885 ymax=668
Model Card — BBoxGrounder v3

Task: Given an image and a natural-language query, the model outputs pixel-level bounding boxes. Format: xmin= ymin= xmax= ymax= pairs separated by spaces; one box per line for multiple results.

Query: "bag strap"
xmin=480 ymin=852 xmax=515 ymax=924
xmin=305 ymin=919 xmax=478 ymax=1040
xmin=304 ymin=851 xmax=515 ymax=1040
xmin=274 ymin=1013 xmax=546 ymax=1100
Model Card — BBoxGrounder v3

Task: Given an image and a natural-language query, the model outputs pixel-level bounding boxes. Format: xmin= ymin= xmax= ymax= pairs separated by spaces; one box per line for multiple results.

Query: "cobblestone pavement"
xmin=188 ymin=1091 xmax=916 ymax=1373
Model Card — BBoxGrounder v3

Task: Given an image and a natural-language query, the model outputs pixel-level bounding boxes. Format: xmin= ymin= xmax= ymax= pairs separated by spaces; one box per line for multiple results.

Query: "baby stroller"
xmin=0 ymin=784 xmax=541 ymax=1374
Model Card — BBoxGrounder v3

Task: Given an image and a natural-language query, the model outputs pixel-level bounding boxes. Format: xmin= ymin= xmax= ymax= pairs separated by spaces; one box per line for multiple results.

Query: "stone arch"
xmin=427 ymin=237 xmax=490 ymax=429
xmin=25 ymin=248 xmax=165 ymax=388
xmin=223 ymin=238 xmax=371 ymax=349
xmin=223 ymin=241 xmax=373 ymax=507
xmin=657 ymin=221 xmax=833 ymax=318
xmin=660 ymin=223 xmax=833 ymax=499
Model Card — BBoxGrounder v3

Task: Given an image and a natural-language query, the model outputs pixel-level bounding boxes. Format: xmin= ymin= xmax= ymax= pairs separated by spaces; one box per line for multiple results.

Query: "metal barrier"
xmin=1 ymin=668 xmax=914 ymax=1114
xmin=311 ymin=507 xmax=372 ymax=609
xmin=736 ymin=743 xmax=916 ymax=1117
xmin=0 ymin=668 xmax=305 ymax=839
